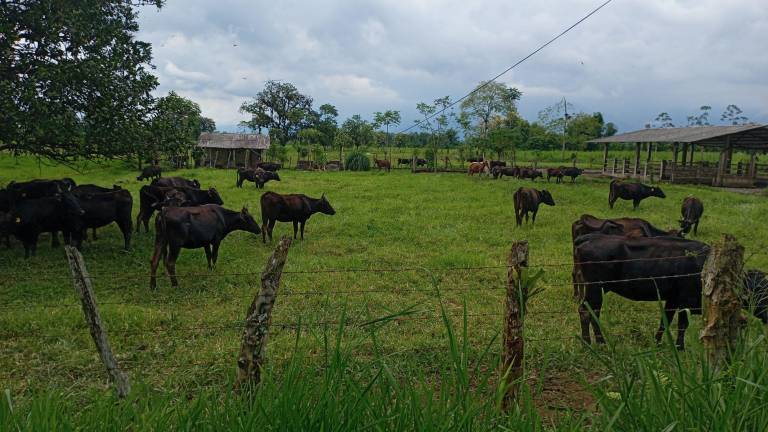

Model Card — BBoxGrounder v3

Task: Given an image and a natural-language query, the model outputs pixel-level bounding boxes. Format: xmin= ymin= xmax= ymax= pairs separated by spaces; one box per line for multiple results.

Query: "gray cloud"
xmin=138 ymin=0 xmax=768 ymax=132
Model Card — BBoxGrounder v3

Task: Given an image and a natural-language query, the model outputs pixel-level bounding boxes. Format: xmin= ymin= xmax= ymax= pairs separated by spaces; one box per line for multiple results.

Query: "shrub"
xmin=345 ymin=149 xmax=370 ymax=171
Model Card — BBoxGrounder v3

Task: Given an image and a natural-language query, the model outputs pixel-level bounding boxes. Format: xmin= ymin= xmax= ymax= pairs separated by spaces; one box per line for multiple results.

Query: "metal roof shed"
xmin=197 ymin=132 xmax=270 ymax=169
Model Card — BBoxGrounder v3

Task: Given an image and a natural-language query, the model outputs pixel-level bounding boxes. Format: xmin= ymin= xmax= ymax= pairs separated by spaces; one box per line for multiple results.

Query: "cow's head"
xmin=318 ymin=193 xmax=336 ymax=215
xmin=239 ymin=207 xmax=262 ymax=235
xmin=650 ymin=186 xmax=666 ymax=198
xmin=208 ymin=188 xmax=224 ymax=205
xmin=58 ymin=192 xmax=86 ymax=216
xmin=191 ymin=179 xmax=201 ymax=189
xmin=678 ymin=219 xmax=694 ymax=234
xmin=540 ymin=190 xmax=555 ymax=206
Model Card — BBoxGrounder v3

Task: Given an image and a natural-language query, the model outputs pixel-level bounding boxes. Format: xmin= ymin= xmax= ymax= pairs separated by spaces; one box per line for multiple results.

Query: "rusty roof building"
xmin=197 ymin=132 xmax=270 ymax=168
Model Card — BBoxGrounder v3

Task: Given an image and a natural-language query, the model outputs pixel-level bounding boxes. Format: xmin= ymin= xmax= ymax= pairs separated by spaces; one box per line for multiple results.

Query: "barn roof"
xmin=197 ymin=132 xmax=270 ymax=150
xmin=588 ymin=124 xmax=768 ymax=149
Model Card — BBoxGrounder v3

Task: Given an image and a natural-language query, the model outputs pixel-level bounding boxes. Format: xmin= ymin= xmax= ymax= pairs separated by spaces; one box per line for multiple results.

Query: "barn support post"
xmin=612 ymin=158 xmax=617 ymax=175
xmin=660 ymin=160 xmax=667 ymax=180
xmin=235 ymin=237 xmax=292 ymax=391
xmin=748 ymin=153 xmax=757 ymax=178
xmin=602 ymin=143 xmax=609 ymax=173
xmin=715 ymin=137 xmax=731 ymax=186
xmin=689 ymin=144 xmax=696 ymax=166
xmin=501 ymin=241 xmax=529 ymax=410
xmin=681 ymin=143 xmax=689 ymax=167
xmin=646 ymin=143 xmax=653 ymax=162
xmin=699 ymin=234 xmax=745 ymax=373
xmin=64 ymin=246 xmax=130 ymax=398
xmin=633 ymin=143 xmax=641 ymax=175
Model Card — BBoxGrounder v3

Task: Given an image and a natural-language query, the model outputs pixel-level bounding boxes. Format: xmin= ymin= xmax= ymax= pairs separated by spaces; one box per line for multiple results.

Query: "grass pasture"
xmin=1 ymin=155 xmax=767 ymax=429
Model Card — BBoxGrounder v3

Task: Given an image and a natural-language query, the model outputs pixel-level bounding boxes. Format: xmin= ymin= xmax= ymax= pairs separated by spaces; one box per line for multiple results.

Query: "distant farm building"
xmin=590 ymin=124 xmax=768 ymax=187
xmin=197 ymin=132 xmax=270 ymax=169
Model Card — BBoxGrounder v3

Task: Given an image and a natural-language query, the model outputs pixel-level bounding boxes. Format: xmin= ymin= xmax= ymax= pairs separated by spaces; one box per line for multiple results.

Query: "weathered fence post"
xmin=64 ymin=246 xmax=130 ymax=398
xmin=502 ymin=241 xmax=529 ymax=409
xmin=235 ymin=236 xmax=292 ymax=391
xmin=699 ymin=234 xmax=745 ymax=372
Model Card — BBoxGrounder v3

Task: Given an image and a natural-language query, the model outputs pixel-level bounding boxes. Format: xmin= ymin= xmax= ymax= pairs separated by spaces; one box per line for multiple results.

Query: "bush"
xmin=345 ymin=149 xmax=370 ymax=171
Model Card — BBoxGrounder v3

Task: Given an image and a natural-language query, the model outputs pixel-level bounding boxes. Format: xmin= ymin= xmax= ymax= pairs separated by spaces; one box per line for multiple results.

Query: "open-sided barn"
xmin=197 ymin=132 xmax=270 ymax=169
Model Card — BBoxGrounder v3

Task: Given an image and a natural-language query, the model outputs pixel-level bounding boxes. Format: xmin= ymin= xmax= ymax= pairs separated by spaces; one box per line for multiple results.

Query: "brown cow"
xmin=468 ymin=161 xmax=490 ymax=176
xmin=572 ymin=214 xmax=681 ymax=241
xmin=374 ymin=158 xmax=391 ymax=172
xmin=260 ymin=192 xmax=336 ymax=243
xmin=513 ymin=188 xmax=555 ymax=226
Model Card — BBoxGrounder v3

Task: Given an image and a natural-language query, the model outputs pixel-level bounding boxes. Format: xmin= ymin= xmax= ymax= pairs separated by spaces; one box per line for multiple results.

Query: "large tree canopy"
xmin=459 ymin=81 xmax=522 ymax=138
xmin=148 ymin=91 xmax=201 ymax=164
xmin=0 ymin=0 xmax=163 ymax=161
xmin=239 ymin=80 xmax=315 ymax=144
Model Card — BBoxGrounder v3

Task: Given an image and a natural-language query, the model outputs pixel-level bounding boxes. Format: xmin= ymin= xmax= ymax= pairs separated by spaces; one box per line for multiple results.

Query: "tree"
xmin=687 ymin=105 xmax=712 ymax=127
xmin=295 ymin=128 xmax=322 ymax=159
xmin=341 ymin=115 xmax=374 ymax=148
xmin=603 ymin=122 xmax=618 ymax=137
xmin=373 ymin=110 xmax=401 ymax=161
xmin=654 ymin=112 xmax=675 ymax=128
xmin=332 ymin=131 xmax=353 ymax=162
xmin=460 ymin=81 xmax=522 ymax=139
xmin=150 ymin=91 xmax=202 ymax=167
xmin=200 ymin=117 xmax=216 ymax=133
xmin=315 ymin=104 xmax=338 ymax=148
xmin=566 ymin=113 xmax=605 ymax=150
xmin=537 ymin=99 xmax=575 ymax=135
xmin=239 ymin=80 xmax=314 ymax=144
xmin=0 ymin=0 xmax=163 ymax=162
xmin=721 ymin=104 xmax=749 ymax=125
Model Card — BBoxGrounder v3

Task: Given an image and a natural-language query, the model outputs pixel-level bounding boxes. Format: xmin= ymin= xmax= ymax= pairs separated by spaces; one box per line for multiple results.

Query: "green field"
xmin=2 ymin=155 xmax=767 ymax=430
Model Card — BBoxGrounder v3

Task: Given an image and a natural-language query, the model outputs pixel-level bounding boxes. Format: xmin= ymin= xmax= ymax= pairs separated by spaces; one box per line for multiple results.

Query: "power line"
xmin=398 ymin=0 xmax=614 ymax=134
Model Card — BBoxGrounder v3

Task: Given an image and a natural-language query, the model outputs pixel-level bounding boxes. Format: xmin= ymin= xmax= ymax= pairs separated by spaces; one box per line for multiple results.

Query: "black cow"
xmin=152 ymin=177 xmax=200 ymax=189
xmin=513 ymin=188 xmax=555 ymax=226
xmin=490 ymin=160 xmax=507 ymax=168
xmin=397 ymin=158 xmax=411 ymax=166
xmin=744 ymin=270 xmax=768 ymax=324
xmin=73 ymin=189 xmax=133 ymax=250
xmin=492 ymin=166 xmax=520 ymax=179
xmin=72 ymin=185 xmax=122 ymax=240
xmin=608 ymin=179 xmax=665 ymax=209
xmin=149 ymin=205 xmax=261 ymax=289
xmin=256 ymin=162 xmax=282 ymax=171
xmin=561 ymin=167 xmax=583 ymax=183
xmin=260 ymin=192 xmax=336 ymax=243
xmin=415 ymin=158 xmax=428 ymax=167
xmin=6 ymin=178 xmax=76 ymax=200
xmin=0 ymin=211 xmax=11 ymax=248
xmin=680 ymin=196 xmax=704 ymax=235
xmin=136 ymin=186 xmax=223 ymax=233
xmin=237 ymin=168 xmax=281 ymax=189
xmin=517 ymin=168 xmax=543 ymax=181
xmin=546 ymin=167 xmax=563 ymax=183
xmin=573 ymin=233 xmax=710 ymax=349
xmin=0 ymin=188 xmax=10 ymax=212
xmin=9 ymin=191 xmax=85 ymax=257
xmin=572 ymin=214 xmax=681 ymax=240
xmin=137 ymin=165 xmax=162 ymax=181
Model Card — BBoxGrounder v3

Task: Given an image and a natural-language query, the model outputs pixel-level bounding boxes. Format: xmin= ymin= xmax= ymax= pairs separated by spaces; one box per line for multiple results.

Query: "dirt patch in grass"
xmin=529 ymin=369 xmax=601 ymax=424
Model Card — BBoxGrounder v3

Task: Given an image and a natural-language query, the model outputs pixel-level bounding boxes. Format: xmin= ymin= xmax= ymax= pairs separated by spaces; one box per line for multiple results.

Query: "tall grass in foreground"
xmin=2 ymin=314 xmax=767 ymax=430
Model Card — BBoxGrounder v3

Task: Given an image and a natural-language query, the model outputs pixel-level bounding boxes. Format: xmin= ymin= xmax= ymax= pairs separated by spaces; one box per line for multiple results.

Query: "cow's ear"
xmin=241 ymin=206 xmax=249 ymax=215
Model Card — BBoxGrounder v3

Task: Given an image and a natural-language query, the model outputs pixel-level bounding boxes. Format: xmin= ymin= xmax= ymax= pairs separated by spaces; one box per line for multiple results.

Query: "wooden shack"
xmin=197 ymin=132 xmax=270 ymax=169
xmin=589 ymin=124 xmax=768 ymax=187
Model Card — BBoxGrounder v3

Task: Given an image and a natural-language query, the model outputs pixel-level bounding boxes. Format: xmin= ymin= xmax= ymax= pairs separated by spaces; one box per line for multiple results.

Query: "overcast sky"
xmin=137 ymin=0 xmax=768 ymax=134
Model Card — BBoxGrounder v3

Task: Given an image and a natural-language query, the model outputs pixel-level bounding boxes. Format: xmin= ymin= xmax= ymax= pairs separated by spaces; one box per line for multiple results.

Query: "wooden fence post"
xmin=699 ymin=234 xmax=745 ymax=372
xmin=235 ymin=236 xmax=292 ymax=390
xmin=502 ymin=241 xmax=529 ymax=409
xmin=64 ymin=246 xmax=130 ymax=398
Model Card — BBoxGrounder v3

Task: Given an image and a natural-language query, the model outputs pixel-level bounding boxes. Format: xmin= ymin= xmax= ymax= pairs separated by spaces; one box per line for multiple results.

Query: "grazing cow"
xmin=72 ymin=185 xmax=122 ymax=240
xmin=572 ymin=214 xmax=681 ymax=240
xmin=561 ymin=167 xmax=583 ymax=183
xmin=744 ymin=270 xmax=768 ymax=323
xmin=136 ymin=186 xmax=223 ymax=233
xmin=397 ymin=158 xmax=411 ymax=166
xmin=573 ymin=233 xmax=709 ymax=349
xmin=608 ymin=179 xmax=665 ymax=209
xmin=513 ymin=188 xmax=555 ymax=226
xmin=236 ymin=167 xmax=265 ymax=188
xmin=468 ymin=161 xmax=490 ymax=176
xmin=416 ymin=158 xmax=428 ymax=167
xmin=517 ymin=168 xmax=543 ymax=181
xmin=6 ymin=178 xmax=76 ymax=200
xmin=136 ymin=165 xmax=162 ymax=181
xmin=73 ymin=189 xmax=133 ymax=250
xmin=680 ymin=196 xmax=704 ymax=235
xmin=256 ymin=162 xmax=282 ymax=171
xmin=260 ymin=192 xmax=336 ymax=243
xmin=9 ymin=191 xmax=86 ymax=257
xmin=152 ymin=177 xmax=200 ymax=189
xmin=374 ymin=158 xmax=391 ymax=172
xmin=149 ymin=205 xmax=261 ymax=289
xmin=492 ymin=166 xmax=520 ymax=179
xmin=546 ymin=167 xmax=564 ymax=183
xmin=490 ymin=160 xmax=507 ymax=168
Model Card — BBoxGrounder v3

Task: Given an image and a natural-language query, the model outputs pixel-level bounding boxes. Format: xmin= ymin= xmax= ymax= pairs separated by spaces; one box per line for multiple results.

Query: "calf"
xmin=679 ymin=196 xmax=704 ymax=235
xmin=517 ymin=168 xmax=543 ymax=181
xmin=374 ymin=158 xmax=391 ymax=172
xmin=256 ymin=162 xmax=282 ymax=171
xmin=608 ymin=179 xmax=665 ymax=210
xmin=546 ymin=167 xmax=564 ymax=183
xmin=9 ymin=191 xmax=85 ymax=257
xmin=136 ymin=186 xmax=223 ymax=233
xmin=236 ymin=167 xmax=265 ymax=188
xmin=573 ymin=233 xmax=709 ymax=349
xmin=261 ymin=192 xmax=336 ymax=243
xmin=73 ymin=189 xmax=133 ymax=250
xmin=152 ymin=177 xmax=200 ymax=189
xmin=149 ymin=205 xmax=261 ymax=289
xmin=492 ymin=166 xmax=520 ymax=179
xmin=561 ymin=167 xmax=583 ymax=183
xmin=137 ymin=165 xmax=162 ymax=181
xmin=513 ymin=188 xmax=555 ymax=226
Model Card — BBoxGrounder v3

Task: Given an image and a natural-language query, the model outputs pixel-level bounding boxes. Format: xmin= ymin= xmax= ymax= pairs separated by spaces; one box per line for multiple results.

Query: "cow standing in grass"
xmin=513 ymin=188 xmax=555 ymax=226
xmin=72 ymin=188 xmax=133 ymax=250
xmin=136 ymin=186 xmax=223 ymax=233
xmin=9 ymin=191 xmax=86 ymax=257
xmin=149 ymin=205 xmax=261 ymax=289
xmin=608 ymin=179 xmax=665 ymax=209
xmin=137 ymin=165 xmax=162 ymax=181
xmin=468 ymin=161 xmax=490 ymax=176
xmin=152 ymin=177 xmax=200 ymax=189
xmin=679 ymin=196 xmax=704 ymax=235
xmin=260 ymin=192 xmax=336 ymax=243
xmin=374 ymin=158 xmax=391 ymax=172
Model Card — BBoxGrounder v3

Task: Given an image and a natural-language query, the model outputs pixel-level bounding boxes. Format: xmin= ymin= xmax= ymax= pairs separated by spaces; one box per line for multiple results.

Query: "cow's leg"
xmin=149 ymin=239 xmax=164 ymax=289
xmin=583 ymin=291 xmax=605 ymax=344
xmin=212 ymin=242 xmax=220 ymax=267
xmin=524 ymin=211 xmax=529 ymax=224
xmin=676 ymin=309 xmax=688 ymax=350
xmin=292 ymin=221 xmax=298 ymax=239
xmin=694 ymin=221 xmax=699 ymax=235
xmin=300 ymin=221 xmax=306 ymax=240
xmin=203 ymin=244 xmax=213 ymax=270
xmin=655 ymin=304 xmax=677 ymax=345
xmin=267 ymin=220 xmax=276 ymax=242
xmin=118 ymin=219 xmax=132 ymax=250
xmin=531 ymin=209 xmax=538 ymax=225
xmin=136 ymin=212 xmax=142 ymax=233
xmin=166 ymin=245 xmax=181 ymax=287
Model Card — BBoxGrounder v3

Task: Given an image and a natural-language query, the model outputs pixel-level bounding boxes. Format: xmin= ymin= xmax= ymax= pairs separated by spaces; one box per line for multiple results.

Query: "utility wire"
xmin=398 ymin=0 xmax=614 ymax=134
